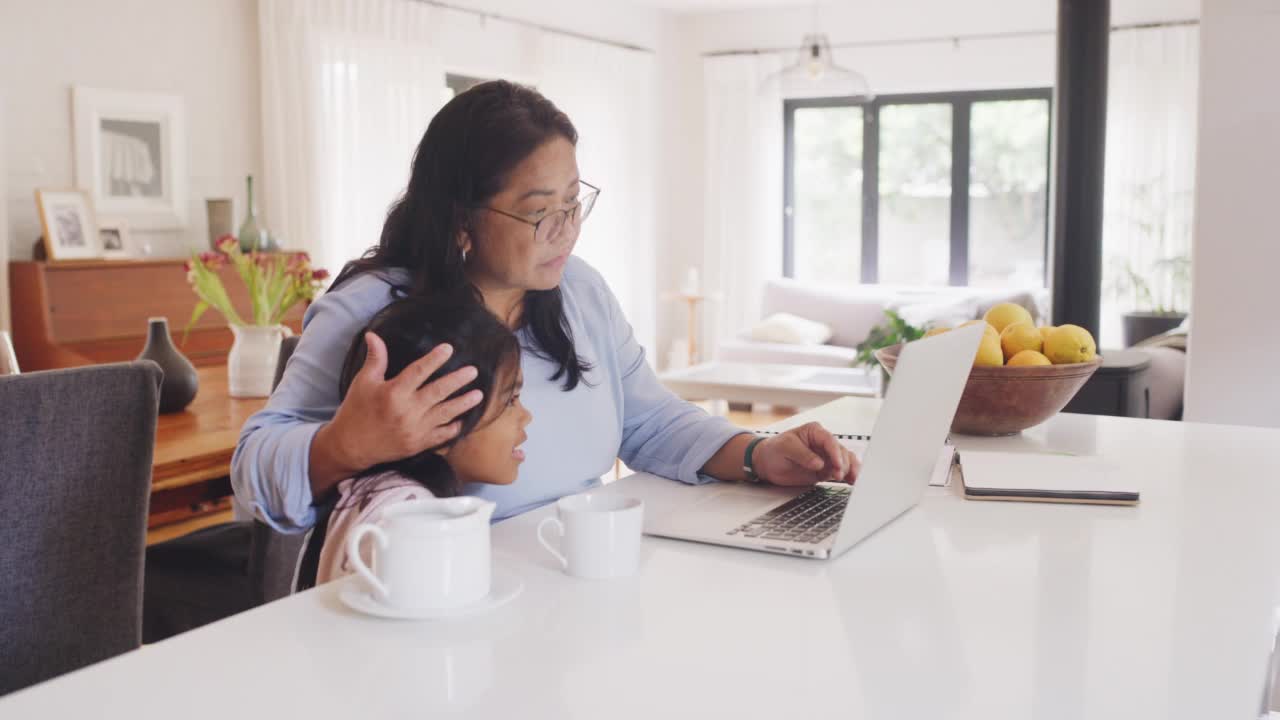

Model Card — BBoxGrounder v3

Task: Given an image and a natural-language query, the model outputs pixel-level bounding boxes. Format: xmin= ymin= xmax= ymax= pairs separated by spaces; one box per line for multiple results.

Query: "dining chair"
xmin=248 ymin=334 xmax=310 ymax=604
xmin=144 ymin=336 xmax=309 ymax=642
xmin=0 ymin=361 xmax=161 ymax=695
xmin=269 ymin=335 xmax=301 ymax=396
xmin=0 ymin=330 xmax=19 ymax=375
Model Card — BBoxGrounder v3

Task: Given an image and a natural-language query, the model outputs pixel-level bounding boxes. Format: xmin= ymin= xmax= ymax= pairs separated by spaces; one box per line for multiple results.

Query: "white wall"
xmin=0 ymin=0 xmax=666 ymax=342
xmin=0 ymin=0 xmax=659 ymax=264
xmin=1184 ymin=0 xmax=1280 ymax=428
xmin=0 ymin=0 xmax=264 ymax=261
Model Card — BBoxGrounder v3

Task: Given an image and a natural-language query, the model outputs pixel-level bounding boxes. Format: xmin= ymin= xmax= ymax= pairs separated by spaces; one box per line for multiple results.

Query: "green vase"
xmin=237 ymin=175 xmax=270 ymax=252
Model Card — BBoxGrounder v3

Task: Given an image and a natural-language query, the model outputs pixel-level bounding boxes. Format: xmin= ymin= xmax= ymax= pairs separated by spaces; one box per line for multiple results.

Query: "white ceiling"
xmin=625 ymin=0 xmax=815 ymax=13
xmin=626 ymin=0 xmax=1198 ymax=22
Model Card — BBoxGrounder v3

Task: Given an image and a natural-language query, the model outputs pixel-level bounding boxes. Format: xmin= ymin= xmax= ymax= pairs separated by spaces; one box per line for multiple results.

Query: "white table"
xmin=6 ymin=400 xmax=1280 ymax=719
xmin=660 ymin=361 xmax=878 ymax=407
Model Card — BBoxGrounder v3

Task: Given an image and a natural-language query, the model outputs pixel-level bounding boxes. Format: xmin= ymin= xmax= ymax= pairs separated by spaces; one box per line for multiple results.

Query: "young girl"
xmin=313 ymin=294 xmax=532 ymax=584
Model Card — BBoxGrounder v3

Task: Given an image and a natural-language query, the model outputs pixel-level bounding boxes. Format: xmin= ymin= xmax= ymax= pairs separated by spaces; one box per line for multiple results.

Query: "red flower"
xmin=215 ymin=235 xmax=238 ymax=253
xmin=311 ymin=268 xmax=330 ymax=281
xmin=198 ymin=251 xmax=226 ymax=270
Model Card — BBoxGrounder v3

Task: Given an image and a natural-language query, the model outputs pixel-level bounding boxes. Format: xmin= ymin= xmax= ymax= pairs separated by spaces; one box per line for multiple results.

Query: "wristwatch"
xmin=743 ymin=435 xmax=768 ymax=484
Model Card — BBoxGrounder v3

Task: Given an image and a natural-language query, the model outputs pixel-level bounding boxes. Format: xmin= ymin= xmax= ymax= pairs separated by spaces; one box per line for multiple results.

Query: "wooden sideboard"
xmin=8 ymin=258 xmax=304 ymax=371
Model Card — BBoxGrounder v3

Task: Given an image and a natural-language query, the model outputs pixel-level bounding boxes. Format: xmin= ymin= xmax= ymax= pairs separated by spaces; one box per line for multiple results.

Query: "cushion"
xmin=891 ymin=297 xmax=981 ymax=331
xmin=747 ymin=313 xmax=833 ymax=346
xmin=759 ymin=279 xmax=888 ymax=348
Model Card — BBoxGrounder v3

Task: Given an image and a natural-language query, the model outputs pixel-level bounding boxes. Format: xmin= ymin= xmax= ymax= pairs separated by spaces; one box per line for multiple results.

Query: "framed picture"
xmin=98 ymin=217 xmax=134 ymax=259
xmin=35 ymin=189 xmax=101 ymax=261
xmin=73 ymin=86 xmax=187 ymax=230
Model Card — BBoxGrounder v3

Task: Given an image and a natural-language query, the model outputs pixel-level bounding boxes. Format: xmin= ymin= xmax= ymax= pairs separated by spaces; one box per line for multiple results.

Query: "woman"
xmin=232 ymin=80 xmax=858 ymax=531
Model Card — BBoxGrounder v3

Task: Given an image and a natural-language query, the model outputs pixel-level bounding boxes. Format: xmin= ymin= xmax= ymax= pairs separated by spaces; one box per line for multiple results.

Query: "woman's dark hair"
xmin=336 ymin=294 xmax=522 ymax=499
xmin=330 ymin=80 xmax=590 ymax=390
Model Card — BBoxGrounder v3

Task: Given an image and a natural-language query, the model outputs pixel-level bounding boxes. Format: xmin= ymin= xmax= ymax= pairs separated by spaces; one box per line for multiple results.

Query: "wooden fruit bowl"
xmin=874 ymin=343 xmax=1103 ymax=436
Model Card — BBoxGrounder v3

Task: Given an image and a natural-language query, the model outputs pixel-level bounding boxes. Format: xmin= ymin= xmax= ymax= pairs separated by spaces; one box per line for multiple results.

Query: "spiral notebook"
xmin=754 ymin=430 xmax=956 ymax=487
xmin=955 ymin=450 xmax=1140 ymax=505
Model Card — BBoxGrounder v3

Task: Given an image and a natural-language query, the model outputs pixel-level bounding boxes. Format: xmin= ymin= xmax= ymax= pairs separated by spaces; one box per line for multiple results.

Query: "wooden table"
xmin=147 ymin=365 xmax=269 ymax=544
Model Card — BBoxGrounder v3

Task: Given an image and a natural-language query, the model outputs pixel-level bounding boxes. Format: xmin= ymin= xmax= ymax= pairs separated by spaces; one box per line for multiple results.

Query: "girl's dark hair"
xmin=330 ymin=80 xmax=590 ymax=390
xmin=336 ymin=294 xmax=522 ymax=499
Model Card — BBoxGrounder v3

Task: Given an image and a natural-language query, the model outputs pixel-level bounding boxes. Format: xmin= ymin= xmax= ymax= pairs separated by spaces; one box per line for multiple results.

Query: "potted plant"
xmin=854 ymin=310 xmax=925 ymax=395
xmin=1112 ymin=255 xmax=1189 ymax=346
xmin=1106 ymin=176 xmax=1193 ymax=347
xmin=184 ymin=235 xmax=328 ymax=397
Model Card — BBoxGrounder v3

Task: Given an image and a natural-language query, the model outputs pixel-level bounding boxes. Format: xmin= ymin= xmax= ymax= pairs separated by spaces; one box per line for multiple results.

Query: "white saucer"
xmin=339 ymin=564 xmax=523 ymax=621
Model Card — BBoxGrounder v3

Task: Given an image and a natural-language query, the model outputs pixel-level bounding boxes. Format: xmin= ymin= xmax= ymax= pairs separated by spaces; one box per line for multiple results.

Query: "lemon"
xmin=1038 ymin=325 xmax=1055 ymax=345
xmin=960 ymin=319 xmax=1000 ymax=342
xmin=974 ymin=332 xmax=1004 ymax=367
xmin=924 ymin=327 xmax=950 ymax=338
xmin=1008 ymin=350 xmax=1052 ymax=367
xmin=1044 ymin=324 xmax=1097 ymax=364
xmin=999 ymin=322 xmax=1043 ymax=361
xmin=984 ymin=303 xmax=1034 ymax=334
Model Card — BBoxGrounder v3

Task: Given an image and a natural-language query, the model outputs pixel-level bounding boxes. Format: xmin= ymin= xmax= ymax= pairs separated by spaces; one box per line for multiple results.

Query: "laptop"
xmin=625 ymin=322 xmax=984 ymax=560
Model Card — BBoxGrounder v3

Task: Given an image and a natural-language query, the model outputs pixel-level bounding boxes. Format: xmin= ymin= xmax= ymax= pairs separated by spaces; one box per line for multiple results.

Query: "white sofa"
xmin=716 ymin=278 xmax=1049 ymax=368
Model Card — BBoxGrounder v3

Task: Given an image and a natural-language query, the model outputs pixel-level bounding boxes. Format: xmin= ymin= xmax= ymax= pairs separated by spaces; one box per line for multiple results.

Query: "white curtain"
xmin=1100 ymin=25 xmax=1199 ymax=347
xmin=536 ymin=35 xmax=658 ymax=357
xmin=701 ymin=54 xmax=785 ymax=353
xmin=259 ymin=0 xmax=445 ymax=276
xmin=259 ymin=0 xmax=659 ymax=359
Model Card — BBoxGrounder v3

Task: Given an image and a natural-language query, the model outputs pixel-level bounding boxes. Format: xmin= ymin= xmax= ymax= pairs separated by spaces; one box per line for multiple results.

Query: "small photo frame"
xmin=35 ymin=189 xmax=101 ymax=261
xmin=98 ymin=217 xmax=134 ymax=259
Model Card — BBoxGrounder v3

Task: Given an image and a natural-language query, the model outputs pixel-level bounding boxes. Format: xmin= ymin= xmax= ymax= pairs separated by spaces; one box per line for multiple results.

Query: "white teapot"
xmin=346 ymin=496 xmax=496 ymax=611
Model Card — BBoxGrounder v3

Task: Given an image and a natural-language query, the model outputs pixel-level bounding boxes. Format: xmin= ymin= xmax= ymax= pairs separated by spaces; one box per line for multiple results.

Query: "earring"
xmin=461 ymin=248 xmax=468 ymax=263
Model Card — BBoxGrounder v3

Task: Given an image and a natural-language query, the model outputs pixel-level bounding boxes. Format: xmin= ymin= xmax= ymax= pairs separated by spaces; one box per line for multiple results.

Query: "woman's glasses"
xmin=478 ymin=181 xmax=600 ymax=245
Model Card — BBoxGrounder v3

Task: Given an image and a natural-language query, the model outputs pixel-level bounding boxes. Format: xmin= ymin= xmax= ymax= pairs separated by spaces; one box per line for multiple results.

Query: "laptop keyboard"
xmin=726 ymin=485 xmax=851 ymax=544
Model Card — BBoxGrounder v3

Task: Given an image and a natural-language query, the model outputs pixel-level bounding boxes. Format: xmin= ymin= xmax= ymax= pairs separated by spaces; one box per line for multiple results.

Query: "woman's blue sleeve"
xmin=596 ymin=276 xmax=747 ymax=484
xmin=230 ymin=276 xmax=392 ymax=531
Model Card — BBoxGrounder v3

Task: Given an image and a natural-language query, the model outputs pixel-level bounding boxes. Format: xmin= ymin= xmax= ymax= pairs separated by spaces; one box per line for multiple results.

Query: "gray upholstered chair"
xmin=248 ymin=334 xmax=309 ymax=604
xmin=269 ymin=334 xmax=301 ymax=396
xmin=0 ymin=361 xmax=161 ymax=695
xmin=145 ymin=336 xmax=311 ymax=642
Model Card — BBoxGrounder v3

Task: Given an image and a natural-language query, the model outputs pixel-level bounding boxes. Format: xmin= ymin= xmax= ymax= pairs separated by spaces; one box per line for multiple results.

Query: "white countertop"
xmin=6 ymin=399 xmax=1280 ymax=719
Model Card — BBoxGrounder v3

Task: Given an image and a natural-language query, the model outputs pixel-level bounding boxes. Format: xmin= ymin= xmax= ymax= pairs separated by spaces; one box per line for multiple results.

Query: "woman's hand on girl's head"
xmin=324 ymin=332 xmax=485 ymax=475
xmin=753 ymin=422 xmax=860 ymax=487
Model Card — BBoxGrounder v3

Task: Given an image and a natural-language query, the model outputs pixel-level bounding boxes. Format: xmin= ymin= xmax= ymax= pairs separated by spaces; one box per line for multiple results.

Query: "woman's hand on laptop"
xmin=755 ymin=423 xmax=860 ymax=486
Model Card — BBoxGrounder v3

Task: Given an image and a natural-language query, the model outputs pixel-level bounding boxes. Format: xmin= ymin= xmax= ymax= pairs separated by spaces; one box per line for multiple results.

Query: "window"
xmin=784 ymin=89 xmax=1051 ymax=287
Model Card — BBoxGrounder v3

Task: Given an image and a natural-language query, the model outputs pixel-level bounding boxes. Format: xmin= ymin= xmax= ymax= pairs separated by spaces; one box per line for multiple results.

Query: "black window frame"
xmin=783 ymin=87 xmax=1053 ymax=286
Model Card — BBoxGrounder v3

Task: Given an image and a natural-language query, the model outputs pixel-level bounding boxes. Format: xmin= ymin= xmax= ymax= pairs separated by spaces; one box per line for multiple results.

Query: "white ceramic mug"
xmin=537 ymin=494 xmax=644 ymax=579
xmin=347 ymin=496 xmax=495 ymax=611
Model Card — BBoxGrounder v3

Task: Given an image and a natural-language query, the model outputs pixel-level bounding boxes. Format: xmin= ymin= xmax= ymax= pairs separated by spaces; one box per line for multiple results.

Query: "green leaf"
xmin=181 ymin=300 xmax=209 ymax=345
xmin=852 ymin=309 xmax=926 ymax=369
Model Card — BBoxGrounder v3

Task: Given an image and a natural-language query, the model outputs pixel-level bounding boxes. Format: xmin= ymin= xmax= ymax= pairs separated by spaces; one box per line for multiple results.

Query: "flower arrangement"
xmin=184 ymin=235 xmax=328 ymax=338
